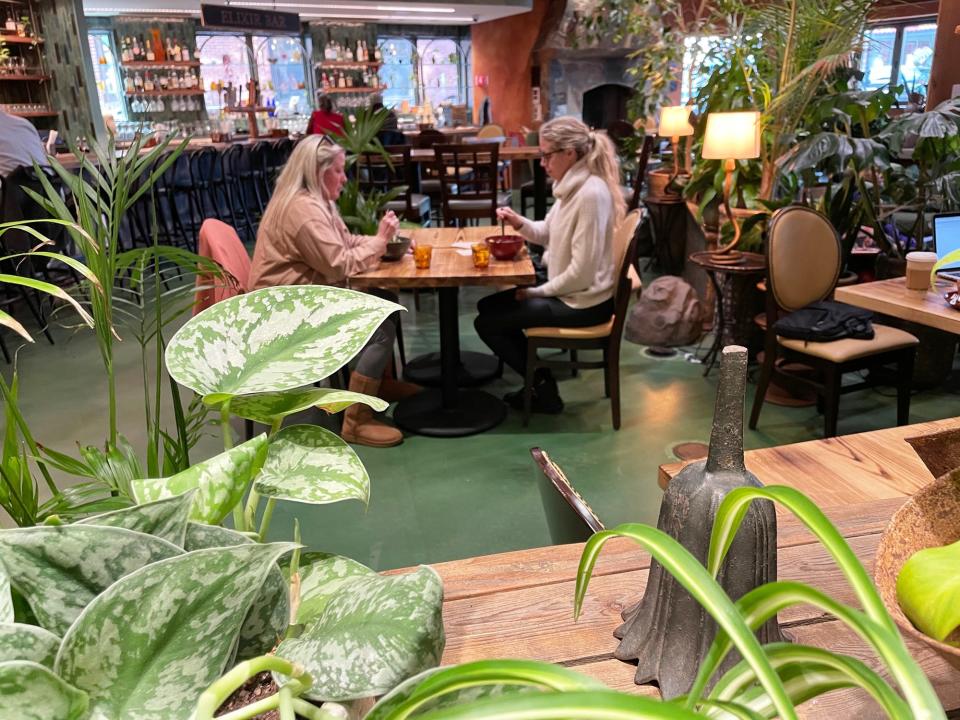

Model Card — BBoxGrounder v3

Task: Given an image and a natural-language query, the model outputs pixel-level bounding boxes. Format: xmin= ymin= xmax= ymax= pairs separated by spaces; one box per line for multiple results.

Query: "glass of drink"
xmin=471 ymin=243 xmax=490 ymax=269
xmin=413 ymin=244 xmax=433 ymax=269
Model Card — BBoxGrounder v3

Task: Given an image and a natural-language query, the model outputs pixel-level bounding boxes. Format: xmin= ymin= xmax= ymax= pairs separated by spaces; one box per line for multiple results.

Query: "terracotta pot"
xmin=647 ymin=169 xmax=683 ymax=201
xmin=874 ymin=473 xmax=960 ymax=670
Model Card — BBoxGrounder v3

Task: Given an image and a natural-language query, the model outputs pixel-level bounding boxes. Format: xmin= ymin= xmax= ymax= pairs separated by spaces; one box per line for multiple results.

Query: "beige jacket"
xmin=249 ymin=191 xmax=384 ymax=290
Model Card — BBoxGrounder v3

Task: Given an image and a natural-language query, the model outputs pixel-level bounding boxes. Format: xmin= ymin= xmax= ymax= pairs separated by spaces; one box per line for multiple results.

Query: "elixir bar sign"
xmin=200 ymin=4 xmax=300 ymax=33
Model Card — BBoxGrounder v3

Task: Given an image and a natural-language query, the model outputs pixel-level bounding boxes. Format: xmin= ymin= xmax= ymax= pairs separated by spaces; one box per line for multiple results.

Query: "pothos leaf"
xmin=0 ymin=661 xmax=88 ymax=720
xmin=75 ymin=491 xmax=195 ymax=547
xmin=164 ymin=285 xmax=403 ymax=397
xmin=275 ymin=566 xmax=445 ymax=701
xmin=0 ymin=525 xmax=182 ymax=636
xmin=55 ymin=542 xmax=297 ymax=720
xmin=0 ymin=557 xmax=12 ymax=624
xmin=255 ymin=425 xmax=370 ymax=507
xmin=131 ymin=434 xmax=268 ymax=524
xmin=184 ymin=522 xmax=290 ymax=662
xmin=0 ymin=623 xmax=61 ymax=668
xmin=293 ymin=552 xmax=376 ymax=626
xmin=209 ymin=387 xmax=388 ymax=424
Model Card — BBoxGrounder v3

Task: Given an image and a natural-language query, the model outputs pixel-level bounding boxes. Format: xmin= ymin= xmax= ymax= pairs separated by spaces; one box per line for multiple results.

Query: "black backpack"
xmin=773 ymin=300 xmax=875 ymax=342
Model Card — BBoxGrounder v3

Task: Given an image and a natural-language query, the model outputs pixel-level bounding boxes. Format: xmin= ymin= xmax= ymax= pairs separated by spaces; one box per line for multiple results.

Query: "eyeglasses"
xmin=539 ymin=148 xmax=563 ymax=162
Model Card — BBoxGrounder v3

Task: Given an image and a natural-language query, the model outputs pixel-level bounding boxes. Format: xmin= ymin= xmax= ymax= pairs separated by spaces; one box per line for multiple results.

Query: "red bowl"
xmin=486 ymin=235 xmax=524 ymax=260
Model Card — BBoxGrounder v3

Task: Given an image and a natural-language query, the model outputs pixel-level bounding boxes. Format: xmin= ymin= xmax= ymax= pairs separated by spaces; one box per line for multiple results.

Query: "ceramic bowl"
xmin=486 ymin=235 xmax=524 ymax=260
xmin=382 ymin=235 xmax=411 ymax=262
xmin=874 ymin=473 xmax=960 ymax=670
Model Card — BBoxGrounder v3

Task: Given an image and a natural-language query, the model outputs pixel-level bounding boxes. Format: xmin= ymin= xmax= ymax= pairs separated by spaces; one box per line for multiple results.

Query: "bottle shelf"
xmin=323 ymin=86 xmax=385 ymax=94
xmin=10 ymin=109 xmax=56 ymax=117
xmin=121 ymin=60 xmax=200 ymax=70
xmin=0 ymin=33 xmax=42 ymax=44
xmin=315 ymin=61 xmax=381 ymax=69
xmin=0 ymin=73 xmax=48 ymax=81
xmin=126 ymin=89 xmax=204 ymax=96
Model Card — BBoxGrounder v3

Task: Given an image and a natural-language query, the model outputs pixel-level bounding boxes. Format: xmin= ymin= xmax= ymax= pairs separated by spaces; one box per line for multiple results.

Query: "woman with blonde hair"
xmin=250 ymin=135 xmax=417 ymax=447
xmin=475 ymin=116 xmax=626 ymax=414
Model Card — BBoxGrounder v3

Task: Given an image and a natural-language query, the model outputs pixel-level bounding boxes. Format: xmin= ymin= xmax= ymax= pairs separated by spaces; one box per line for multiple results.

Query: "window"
xmin=417 ymin=38 xmax=460 ymax=109
xmin=88 ymin=32 xmax=127 ymax=122
xmin=197 ymin=33 xmax=253 ymax=116
xmin=378 ymin=36 xmax=417 ymax=110
xmin=376 ymin=34 xmax=471 ymax=113
xmin=253 ymin=35 xmax=308 ymax=116
xmin=858 ymin=20 xmax=937 ymax=98
xmin=681 ymin=35 xmax=723 ymax=105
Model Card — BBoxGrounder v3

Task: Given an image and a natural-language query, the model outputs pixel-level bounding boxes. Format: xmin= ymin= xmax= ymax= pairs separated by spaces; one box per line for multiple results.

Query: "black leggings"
xmin=474 ymin=290 xmax=614 ymax=378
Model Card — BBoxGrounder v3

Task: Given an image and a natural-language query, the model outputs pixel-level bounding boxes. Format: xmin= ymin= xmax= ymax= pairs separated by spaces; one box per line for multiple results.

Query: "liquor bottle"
xmin=337 ymin=71 xmax=345 ymax=88
xmin=374 ymin=45 xmax=382 ymax=62
xmin=120 ymin=37 xmax=131 ymax=63
xmin=132 ymin=36 xmax=141 ymax=59
xmin=166 ymin=38 xmax=175 ymax=62
xmin=356 ymin=39 xmax=363 ymax=63
xmin=372 ymin=71 xmax=379 ymax=89
xmin=144 ymin=71 xmax=154 ymax=92
xmin=159 ymin=72 xmax=168 ymax=90
xmin=346 ymin=73 xmax=353 ymax=88
xmin=145 ymin=36 xmax=155 ymax=62
xmin=134 ymin=72 xmax=144 ymax=90
xmin=124 ymin=74 xmax=134 ymax=93
xmin=4 ymin=10 xmax=15 ymax=33
xmin=321 ymin=72 xmax=328 ymax=90
xmin=169 ymin=71 xmax=179 ymax=89
xmin=182 ymin=41 xmax=191 ymax=62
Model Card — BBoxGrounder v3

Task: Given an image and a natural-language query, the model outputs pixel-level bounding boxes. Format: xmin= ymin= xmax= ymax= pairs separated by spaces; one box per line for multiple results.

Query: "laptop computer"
xmin=933 ymin=212 xmax=960 ymax=281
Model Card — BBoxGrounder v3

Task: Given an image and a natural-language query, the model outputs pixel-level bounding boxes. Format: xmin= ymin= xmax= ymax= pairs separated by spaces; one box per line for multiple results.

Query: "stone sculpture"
xmin=625 ymin=276 xmax=703 ymax=347
xmin=614 ymin=345 xmax=783 ymax=698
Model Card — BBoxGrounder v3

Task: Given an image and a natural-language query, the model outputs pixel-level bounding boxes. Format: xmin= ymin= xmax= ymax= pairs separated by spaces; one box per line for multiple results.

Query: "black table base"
xmin=403 ymin=351 xmax=501 ymax=387
xmin=393 ymin=388 xmax=506 ymax=437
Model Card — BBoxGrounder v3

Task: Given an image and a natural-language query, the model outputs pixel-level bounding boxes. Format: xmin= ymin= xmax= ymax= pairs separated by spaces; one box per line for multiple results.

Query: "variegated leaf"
xmin=0 ymin=557 xmax=12 ymax=624
xmin=0 ymin=623 xmax=61 ymax=668
xmin=165 ymin=285 xmax=403 ymax=396
xmin=0 ymin=661 xmax=88 ymax=720
xmin=276 ymin=566 xmax=445 ymax=701
xmin=213 ymin=387 xmax=388 ymax=424
xmin=0 ymin=525 xmax=182 ymax=636
xmin=294 ymin=552 xmax=375 ymax=625
xmin=255 ymin=425 xmax=370 ymax=507
xmin=184 ymin=522 xmax=289 ymax=662
xmin=56 ymin=542 xmax=297 ymax=720
xmin=76 ymin=492 xmax=194 ymax=546
xmin=131 ymin=435 xmax=268 ymax=524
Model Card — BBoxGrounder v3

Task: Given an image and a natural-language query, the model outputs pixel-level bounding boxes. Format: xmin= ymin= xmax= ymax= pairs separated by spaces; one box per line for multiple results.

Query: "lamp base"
xmin=709 ymin=249 xmax=744 ymax=265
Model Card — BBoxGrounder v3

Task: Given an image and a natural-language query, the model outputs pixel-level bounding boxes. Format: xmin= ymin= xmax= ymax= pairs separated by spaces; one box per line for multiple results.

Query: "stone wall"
xmin=545 ymin=54 xmax=631 ymax=119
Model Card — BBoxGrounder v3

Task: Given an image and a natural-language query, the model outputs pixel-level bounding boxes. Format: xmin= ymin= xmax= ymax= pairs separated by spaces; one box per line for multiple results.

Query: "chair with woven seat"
xmin=434 ymin=142 xmax=511 ymax=226
xmin=749 ymin=205 xmax=918 ymax=438
xmin=521 ymin=209 xmax=643 ymax=429
xmin=531 ymin=446 xmax=604 ymax=544
xmin=356 ymin=145 xmax=430 ymax=226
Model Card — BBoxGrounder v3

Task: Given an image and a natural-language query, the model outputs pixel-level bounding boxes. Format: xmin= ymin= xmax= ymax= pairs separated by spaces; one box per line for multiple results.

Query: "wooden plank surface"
xmin=835 ymin=276 xmax=960 ymax=334
xmin=657 ymin=417 xmax=960 ymax=502
xmin=349 ymin=227 xmax=536 ymax=289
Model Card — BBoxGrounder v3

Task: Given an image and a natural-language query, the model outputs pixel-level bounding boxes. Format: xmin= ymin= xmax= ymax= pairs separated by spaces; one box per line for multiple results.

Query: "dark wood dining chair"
xmin=356 ymin=145 xmax=430 ymax=226
xmin=521 ymin=209 xmax=643 ymax=429
xmin=749 ymin=205 xmax=919 ymax=438
xmin=531 ymin=446 xmax=604 ymax=544
xmin=434 ymin=142 xmax=511 ymax=227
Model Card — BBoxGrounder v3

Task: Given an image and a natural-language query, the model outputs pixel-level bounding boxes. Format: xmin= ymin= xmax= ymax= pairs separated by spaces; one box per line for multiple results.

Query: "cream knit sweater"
xmin=518 ymin=159 xmax=616 ymax=309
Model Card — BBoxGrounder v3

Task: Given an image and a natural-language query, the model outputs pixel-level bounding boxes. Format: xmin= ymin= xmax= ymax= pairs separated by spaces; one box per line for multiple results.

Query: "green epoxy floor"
xmin=4 ymin=285 xmax=960 ymax=570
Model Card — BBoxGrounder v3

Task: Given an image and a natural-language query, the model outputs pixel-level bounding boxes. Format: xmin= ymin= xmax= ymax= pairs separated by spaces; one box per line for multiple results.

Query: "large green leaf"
xmin=0 ymin=557 xmax=12 ymax=624
xmin=0 ymin=661 xmax=88 ymax=720
xmin=131 ymin=434 xmax=268 ymax=524
xmin=897 ymin=539 xmax=960 ymax=645
xmin=55 ymin=542 xmax=296 ymax=720
xmin=276 ymin=566 xmax=445 ymax=701
xmin=215 ymin=387 xmax=388 ymax=424
xmin=0 ymin=623 xmax=60 ymax=668
xmin=184 ymin=522 xmax=290 ymax=662
xmin=0 ymin=525 xmax=182 ymax=636
xmin=294 ymin=552 xmax=376 ymax=625
xmin=164 ymin=285 xmax=403 ymax=397
xmin=76 ymin=491 xmax=194 ymax=546
xmin=255 ymin=425 xmax=370 ymax=507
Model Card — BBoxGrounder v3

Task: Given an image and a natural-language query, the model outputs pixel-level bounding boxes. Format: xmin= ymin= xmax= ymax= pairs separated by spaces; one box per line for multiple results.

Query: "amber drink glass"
xmin=414 ymin=244 xmax=433 ymax=269
xmin=472 ymin=243 xmax=490 ymax=269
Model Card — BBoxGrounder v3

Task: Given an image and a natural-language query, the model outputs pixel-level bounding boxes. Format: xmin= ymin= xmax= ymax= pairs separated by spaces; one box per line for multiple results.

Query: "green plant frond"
xmin=576 ymin=525 xmax=797 ymax=720
xmin=0 ymin=309 xmax=32 ymax=342
xmin=691 ymin=698 xmax=764 ymax=720
xmin=729 ymin=664 xmax=852 ymax=719
xmin=0 ymin=273 xmax=94 ymax=329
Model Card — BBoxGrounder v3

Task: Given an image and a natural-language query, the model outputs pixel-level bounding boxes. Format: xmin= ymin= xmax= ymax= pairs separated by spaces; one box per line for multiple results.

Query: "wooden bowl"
xmin=485 ymin=235 xmax=524 ymax=260
xmin=874 ymin=473 xmax=960 ymax=670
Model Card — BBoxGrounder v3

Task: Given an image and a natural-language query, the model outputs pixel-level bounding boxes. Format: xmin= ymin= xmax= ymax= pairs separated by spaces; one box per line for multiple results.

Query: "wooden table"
xmin=403 ymin=126 xmax=480 ymax=140
xmin=392 ymin=420 xmax=960 ymax=717
xmin=349 ymin=227 xmax=535 ymax=437
xmin=658 ymin=416 xmax=960 ymax=504
xmin=835 ymin=276 xmax=960 ymax=334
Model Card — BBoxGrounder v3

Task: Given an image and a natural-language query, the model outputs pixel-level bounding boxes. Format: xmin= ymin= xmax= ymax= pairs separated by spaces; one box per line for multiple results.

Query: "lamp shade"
xmin=658 ymin=106 xmax=694 ymax=137
xmin=701 ymin=111 xmax=761 ymax=160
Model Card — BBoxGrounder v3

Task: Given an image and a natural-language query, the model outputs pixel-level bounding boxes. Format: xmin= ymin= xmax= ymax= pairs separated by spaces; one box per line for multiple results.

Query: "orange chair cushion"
xmin=777 ymin=324 xmax=918 ymax=363
xmin=525 ymin=319 xmax=614 ymax=339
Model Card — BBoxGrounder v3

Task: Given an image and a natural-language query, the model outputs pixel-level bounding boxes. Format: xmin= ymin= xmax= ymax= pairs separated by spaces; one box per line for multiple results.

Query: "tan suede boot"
xmin=341 ymin=372 xmax=403 ymax=448
xmin=380 ymin=363 xmax=422 ymax=402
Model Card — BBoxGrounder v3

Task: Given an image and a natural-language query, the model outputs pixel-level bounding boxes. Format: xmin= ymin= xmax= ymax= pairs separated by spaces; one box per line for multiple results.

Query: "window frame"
xmin=859 ymin=16 xmax=938 ymax=94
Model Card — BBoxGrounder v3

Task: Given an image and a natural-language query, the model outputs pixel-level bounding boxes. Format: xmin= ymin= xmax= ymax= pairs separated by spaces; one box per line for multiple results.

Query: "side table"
xmin=688 ymin=251 xmax=765 ymax=375
xmin=642 ymin=195 xmax=688 ymax=276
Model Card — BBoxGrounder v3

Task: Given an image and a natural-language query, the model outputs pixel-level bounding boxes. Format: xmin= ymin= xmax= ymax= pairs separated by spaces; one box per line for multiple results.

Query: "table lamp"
xmin=658 ymin=105 xmax=695 ymax=179
xmin=701 ymin=110 xmax=761 ymax=264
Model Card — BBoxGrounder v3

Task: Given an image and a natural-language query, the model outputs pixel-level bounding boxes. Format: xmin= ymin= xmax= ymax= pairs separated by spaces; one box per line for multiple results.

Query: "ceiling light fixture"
xmin=299 ymin=12 xmax=471 ymax=22
xmin=86 ymin=7 xmax=197 ymax=13
xmin=226 ymin=1 xmax=455 ymax=11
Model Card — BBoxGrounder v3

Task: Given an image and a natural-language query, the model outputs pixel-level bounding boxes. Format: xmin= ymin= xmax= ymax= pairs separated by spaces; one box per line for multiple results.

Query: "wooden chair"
xmin=749 ymin=206 xmax=919 ymax=438
xmin=434 ymin=142 xmax=511 ymax=226
xmin=522 ymin=209 xmax=643 ymax=429
xmin=412 ymin=129 xmax=446 ymax=224
xmin=356 ymin=145 xmax=430 ymax=226
xmin=628 ymin=135 xmax=656 ymax=212
xmin=531 ymin=447 xmax=604 ymax=544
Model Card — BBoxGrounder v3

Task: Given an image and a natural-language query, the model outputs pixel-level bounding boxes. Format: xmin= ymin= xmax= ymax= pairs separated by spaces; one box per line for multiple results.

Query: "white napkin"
xmin=451 ymin=241 xmax=473 ymax=249
xmin=455 ymin=249 xmax=471 ymax=256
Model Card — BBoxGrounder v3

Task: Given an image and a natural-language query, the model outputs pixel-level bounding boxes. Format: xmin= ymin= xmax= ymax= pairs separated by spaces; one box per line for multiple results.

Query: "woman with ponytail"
xmin=249 ymin=135 xmax=419 ymax=448
xmin=475 ymin=116 xmax=626 ymax=414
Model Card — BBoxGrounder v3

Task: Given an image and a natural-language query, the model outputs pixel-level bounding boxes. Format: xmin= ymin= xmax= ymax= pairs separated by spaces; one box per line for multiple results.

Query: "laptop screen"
xmin=934 ymin=214 xmax=960 ymax=271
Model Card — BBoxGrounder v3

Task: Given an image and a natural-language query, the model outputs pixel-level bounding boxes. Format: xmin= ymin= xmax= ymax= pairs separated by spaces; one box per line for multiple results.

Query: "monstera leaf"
xmin=55 ymin=542 xmax=296 ymax=720
xmin=254 ymin=425 xmax=370 ymax=507
xmin=294 ymin=552 xmax=376 ymax=626
xmin=76 ymin=492 xmax=194 ymax=546
xmin=0 ymin=525 xmax=182 ymax=635
xmin=275 ymin=566 xmax=445 ymax=701
xmin=165 ymin=285 xmax=403 ymax=400
xmin=0 ymin=624 xmax=60 ymax=667
xmin=131 ymin=435 xmax=268 ymax=524
xmin=0 ymin=661 xmax=88 ymax=720
xmin=184 ymin=522 xmax=289 ymax=662
xmin=214 ymin=387 xmax=388 ymax=425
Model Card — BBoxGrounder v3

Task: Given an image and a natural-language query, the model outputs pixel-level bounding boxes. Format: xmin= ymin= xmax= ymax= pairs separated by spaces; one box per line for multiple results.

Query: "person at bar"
xmin=249 ymin=135 xmax=419 ymax=448
xmin=0 ymin=107 xmax=49 ymax=178
xmin=307 ymin=94 xmax=344 ymax=136
xmin=474 ymin=116 xmax=625 ymax=414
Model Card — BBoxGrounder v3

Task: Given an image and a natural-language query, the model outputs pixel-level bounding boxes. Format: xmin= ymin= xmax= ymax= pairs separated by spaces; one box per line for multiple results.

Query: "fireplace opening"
xmin=582 ymin=83 xmax=634 ymax=130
